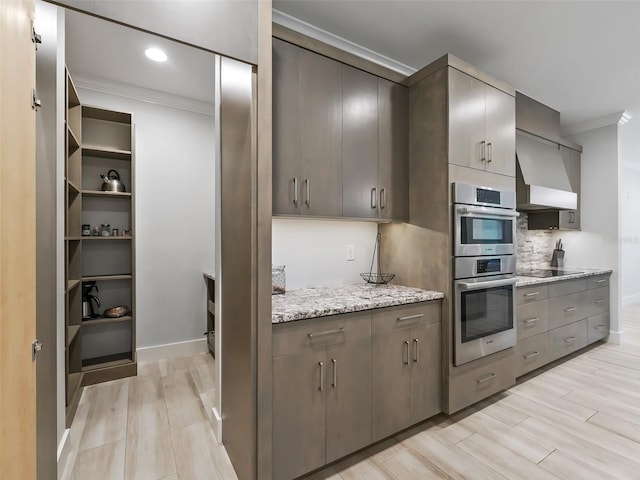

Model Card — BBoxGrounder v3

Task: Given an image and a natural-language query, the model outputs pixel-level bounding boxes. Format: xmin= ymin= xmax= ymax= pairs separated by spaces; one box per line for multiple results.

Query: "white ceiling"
xmin=65 ymin=9 xmax=215 ymax=106
xmin=273 ymin=0 xmax=640 ymax=130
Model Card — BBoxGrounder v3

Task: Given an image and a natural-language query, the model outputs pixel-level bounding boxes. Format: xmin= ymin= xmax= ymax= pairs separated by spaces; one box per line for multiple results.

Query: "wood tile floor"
xmin=62 ymin=305 xmax=640 ymax=480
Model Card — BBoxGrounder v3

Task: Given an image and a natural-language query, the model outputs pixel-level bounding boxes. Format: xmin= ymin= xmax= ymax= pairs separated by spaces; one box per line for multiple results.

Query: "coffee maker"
xmin=82 ymin=282 xmax=101 ymax=319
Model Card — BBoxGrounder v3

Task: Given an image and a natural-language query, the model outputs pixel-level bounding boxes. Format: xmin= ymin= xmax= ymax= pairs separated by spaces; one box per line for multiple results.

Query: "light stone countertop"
xmin=272 ymin=284 xmax=444 ymax=324
xmin=516 ymin=267 xmax=612 ymax=287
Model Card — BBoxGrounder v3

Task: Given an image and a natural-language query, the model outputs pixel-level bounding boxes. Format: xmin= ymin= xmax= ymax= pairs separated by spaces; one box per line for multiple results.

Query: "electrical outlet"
xmin=346 ymin=244 xmax=355 ymax=261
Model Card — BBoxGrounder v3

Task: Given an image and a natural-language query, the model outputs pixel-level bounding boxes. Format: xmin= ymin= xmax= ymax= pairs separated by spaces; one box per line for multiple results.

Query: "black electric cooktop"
xmin=518 ymin=269 xmax=584 ymax=278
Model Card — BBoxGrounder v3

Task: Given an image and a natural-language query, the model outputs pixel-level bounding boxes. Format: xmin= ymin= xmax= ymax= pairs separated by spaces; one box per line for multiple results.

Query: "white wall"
xmin=558 ymin=124 xmax=622 ymax=342
xmin=76 ymin=87 xmax=215 ymax=349
xmin=272 ymin=218 xmax=378 ymax=289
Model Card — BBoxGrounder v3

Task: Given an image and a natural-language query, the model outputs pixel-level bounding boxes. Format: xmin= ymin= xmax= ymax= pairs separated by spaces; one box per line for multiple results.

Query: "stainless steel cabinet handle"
xmin=380 ymin=188 xmax=386 ymax=210
xmin=569 ymin=211 xmax=575 ymax=224
xmin=413 ymin=338 xmax=419 ymax=363
xmin=524 ymin=291 xmax=540 ymax=298
xmin=487 ymin=142 xmax=493 ymax=163
xmin=523 ymin=351 xmax=540 ymax=359
xmin=595 ymin=279 xmax=606 ymax=284
xmin=564 ymin=336 xmax=576 ymax=343
xmin=304 ymin=179 xmax=310 ymax=206
xmin=331 ymin=358 xmax=337 ymax=388
xmin=595 ymin=300 xmax=605 ymax=305
xmin=481 ymin=140 xmax=486 ymax=162
xmin=318 ymin=361 xmax=324 ymax=391
xmin=523 ymin=317 xmax=539 ymax=325
xmin=564 ymin=307 xmax=577 ymax=313
xmin=397 ymin=313 xmax=424 ymax=322
xmin=594 ymin=324 xmax=606 ymax=329
xmin=403 ymin=341 xmax=410 ymax=365
xmin=477 ymin=373 xmax=497 ymax=384
xmin=308 ymin=327 xmax=344 ymax=339
xmin=371 ymin=187 xmax=377 ymax=209
xmin=293 ymin=177 xmax=298 ymax=205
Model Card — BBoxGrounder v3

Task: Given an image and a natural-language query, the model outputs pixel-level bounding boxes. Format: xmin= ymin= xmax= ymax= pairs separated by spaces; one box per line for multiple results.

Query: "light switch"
xmin=346 ymin=244 xmax=355 ymax=261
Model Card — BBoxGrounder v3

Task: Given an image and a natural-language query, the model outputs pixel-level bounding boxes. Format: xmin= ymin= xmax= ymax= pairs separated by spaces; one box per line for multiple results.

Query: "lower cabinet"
xmin=272 ymin=301 xmax=441 ymax=480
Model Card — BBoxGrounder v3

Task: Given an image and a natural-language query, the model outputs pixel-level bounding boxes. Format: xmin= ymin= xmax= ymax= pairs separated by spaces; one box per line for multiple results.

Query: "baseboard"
xmin=622 ymin=293 xmax=640 ymax=306
xmin=212 ymin=407 xmax=222 ymax=443
xmin=607 ymin=330 xmax=624 ymax=345
xmin=56 ymin=428 xmax=71 ymax=479
xmin=136 ymin=338 xmax=207 ymax=362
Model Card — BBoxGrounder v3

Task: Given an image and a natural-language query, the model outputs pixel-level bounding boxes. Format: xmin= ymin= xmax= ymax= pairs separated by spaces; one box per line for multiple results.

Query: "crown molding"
xmin=272 ymin=9 xmax=416 ymax=77
xmin=73 ymin=73 xmax=215 ymax=117
xmin=562 ymin=111 xmax=625 ymax=137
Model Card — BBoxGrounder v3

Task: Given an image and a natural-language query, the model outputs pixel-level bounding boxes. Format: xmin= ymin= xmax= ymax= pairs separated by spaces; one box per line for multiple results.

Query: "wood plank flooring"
xmin=62 ymin=306 xmax=640 ymax=479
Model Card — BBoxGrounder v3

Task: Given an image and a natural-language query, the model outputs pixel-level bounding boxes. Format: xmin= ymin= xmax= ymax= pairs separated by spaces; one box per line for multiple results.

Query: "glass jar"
xmin=100 ymin=224 xmax=111 ymax=236
xmin=272 ymin=265 xmax=286 ymax=295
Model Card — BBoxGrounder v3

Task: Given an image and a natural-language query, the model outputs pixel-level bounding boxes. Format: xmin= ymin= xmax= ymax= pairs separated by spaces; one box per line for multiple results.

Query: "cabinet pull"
xmin=594 ymin=324 xmax=606 ymax=329
xmin=523 ymin=351 xmax=540 ymax=359
xmin=564 ymin=336 xmax=576 ymax=344
xmin=371 ymin=187 xmax=377 ymax=209
xmin=595 ymin=300 xmax=605 ymax=305
xmin=308 ymin=327 xmax=344 ymax=339
xmin=523 ymin=317 xmax=539 ymax=325
xmin=595 ymin=279 xmax=607 ymax=284
xmin=318 ymin=361 xmax=324 ymax=391
xmin=397 ymin=313 xmax=424 ymax=323
xmin=564 ymin=307 xmax=577 ymax=313
xmin=293 ymin=177 xmax=298 ymax=205
xmin=524 ymin=291 xmax=540 ymax=298
xmin=487 ymin=142 xmax=493 ymax=163
xmin=477 ymin=373 xmax=497 ymax=384
xmin=569 ymin=211 xmax=575 ymax=224
xmin=413 ymin=338 xmax=419 ymax=363
xmin=304 ymin=179 xmax=310 ymax=206
xmin=481 ymin=140 xmax=486 ymax=162
xmin=403 ymin=341 xmax=410 ymax=365
xmin=380 ymin=188 xmax=386 ymax=210
xmin=331 ymin=358 xmax=337 ymax=388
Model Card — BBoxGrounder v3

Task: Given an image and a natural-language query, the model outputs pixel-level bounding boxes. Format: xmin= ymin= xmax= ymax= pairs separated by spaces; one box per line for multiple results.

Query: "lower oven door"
xmin=454 ymin=275 xmax=516 ymax=366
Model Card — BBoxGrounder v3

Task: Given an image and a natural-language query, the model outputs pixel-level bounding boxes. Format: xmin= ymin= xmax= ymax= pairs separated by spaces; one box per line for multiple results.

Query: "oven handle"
xmin=458 ymin=277 xmax=517 ymax=291
xmin=457 ymin=205 xmax=520 ymax=218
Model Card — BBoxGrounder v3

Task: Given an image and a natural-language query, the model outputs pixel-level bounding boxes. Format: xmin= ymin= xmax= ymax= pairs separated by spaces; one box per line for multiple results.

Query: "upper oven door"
xmin=454 ymin=205 xmax=519 ymax=256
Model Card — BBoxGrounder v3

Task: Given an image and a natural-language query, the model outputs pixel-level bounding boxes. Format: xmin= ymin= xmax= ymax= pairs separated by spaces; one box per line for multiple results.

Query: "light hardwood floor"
xmin=62 ymin=306 xmax=640 ymax=479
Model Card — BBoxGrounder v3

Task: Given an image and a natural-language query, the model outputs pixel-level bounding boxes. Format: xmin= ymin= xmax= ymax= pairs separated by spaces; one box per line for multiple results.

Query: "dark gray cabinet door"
xmin=485 ymin=84 xmax=516 ymax=177
xmin=448 ymin=68 xmax=486 ymax=172
xmin=559 ymin=146 xmax=581 ymax=229
xmin=378 ymin=78 xmax=409 ymax=221
xmin=409 ymin=323 xmax=441 ymax=424
xmin=372 ymin=330 xmax=412 ymax=441
xmin=272 ymin=39 xmax=301 ymax=215
xmin=342 ymin=65 xmax=378 ymax=218
xmin=272 ymin=349 xmax=326 ymax=480
xmin=325 ymin=338 xmax=372 ymax=463
xmin=299 ymin=49 xmax=343 ymax=217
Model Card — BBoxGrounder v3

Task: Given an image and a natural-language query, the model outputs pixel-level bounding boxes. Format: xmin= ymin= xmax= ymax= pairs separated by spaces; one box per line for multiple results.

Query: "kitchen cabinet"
xmin=448 ymin=68 xmax=515 ymax=177
xmin=371 ymin=302 xmax=440 ymax=441
xmin=272 ymin=38 xmax=408 ymax=221
xmin=559 ymin=146 xmax=581 ymax=229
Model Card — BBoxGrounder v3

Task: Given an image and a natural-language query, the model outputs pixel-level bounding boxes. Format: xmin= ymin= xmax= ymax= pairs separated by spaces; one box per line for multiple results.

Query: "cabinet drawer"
xmin=273 ymin=311 xmax=371 ymax=357
xmin=516 ymin=300 xmax=549 ymax=341
xmin=548 ymin=291 xmax=587 ymax=329
xmin=516 ymin=285 xmax=549 ymax=305
xmin=584 ymin=286 xmax=609 ymax=318
xmin=372 ymin=301 xmax=440 ymax=337
xmin=448 ymin=350 xmax=515 ymax=413
xmin=548 ymin=278 xmax=587 ymax=298
xmin=587 ymin=313 xmax=609 ymax=344
xmin=548 ymin=319 xmax=587 ymax=362
xmin=515 ymin=332 xmax=549 ymax=377
xmin=587 ymin=275 xmax=609 ymax=290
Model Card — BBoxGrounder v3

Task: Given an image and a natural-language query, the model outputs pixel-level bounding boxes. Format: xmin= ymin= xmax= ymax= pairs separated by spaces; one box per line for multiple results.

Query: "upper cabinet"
xmin=555 ymin=146 xmax=581 ymax=230
xmin=272 ymin=39 xmax=408 ymax=221
xmin=448 ymin=68 xmax=515 ymax=177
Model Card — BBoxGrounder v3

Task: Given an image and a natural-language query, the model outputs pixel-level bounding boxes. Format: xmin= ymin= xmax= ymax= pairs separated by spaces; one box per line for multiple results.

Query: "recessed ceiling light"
xmin=145 ymin=47 xmax=167 ymax=63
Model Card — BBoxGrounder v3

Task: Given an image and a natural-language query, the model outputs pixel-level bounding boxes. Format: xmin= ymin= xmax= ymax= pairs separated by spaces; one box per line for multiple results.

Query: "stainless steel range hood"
xmin=516 ymin=131 xmax=577 ymax=210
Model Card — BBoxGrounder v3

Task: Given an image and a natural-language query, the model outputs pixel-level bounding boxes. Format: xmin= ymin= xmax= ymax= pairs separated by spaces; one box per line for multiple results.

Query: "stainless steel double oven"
xmin=452 ymin=183 xmax=519 ymax=366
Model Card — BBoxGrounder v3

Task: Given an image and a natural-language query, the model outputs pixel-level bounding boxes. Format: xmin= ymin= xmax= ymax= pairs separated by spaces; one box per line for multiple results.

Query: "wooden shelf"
xmin=82 ymin=105 xmax=131 ymax=124
xmin=67 ymin=279 xmax=81 ymax=292
xmin=66 ymin=371 xmax=84 ymax=400
xmin=82 ymin=315 xmax=132 ymax=327
xmin=82 ymin=189 xmax=132 ymax=198
xmin=67 ymin=325 xmax=81 ymax=346
xmin=82 ymin=145 xmax=132 ymax=160
xmin=67 ymin=179 xmax=81 ymax=195
xmin=65 ymin=236 xmax=82 ymax=241
xmin=82 ymin=352 xmax=134 ymax=371
xmin=67 ymin=125 xmax=80 ymax=152
xmin=82 ymin=274 xmax=132 ymax=282
xmin=208 ymin=300 xmax=215 ymax=315
xmin=81 ymin=236 xmax=133 ymax=241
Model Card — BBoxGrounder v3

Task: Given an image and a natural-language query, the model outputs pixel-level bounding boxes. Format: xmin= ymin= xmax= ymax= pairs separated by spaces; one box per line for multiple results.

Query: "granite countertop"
xmin=272 ymin=284 xmax=444 ymax=324
xmin=516 ymin=267 xmax=612 ymax=287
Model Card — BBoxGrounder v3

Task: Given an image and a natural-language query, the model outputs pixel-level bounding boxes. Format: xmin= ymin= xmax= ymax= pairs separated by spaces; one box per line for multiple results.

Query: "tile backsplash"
xmin=516 ymin=212 xmax=555 ymax=269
